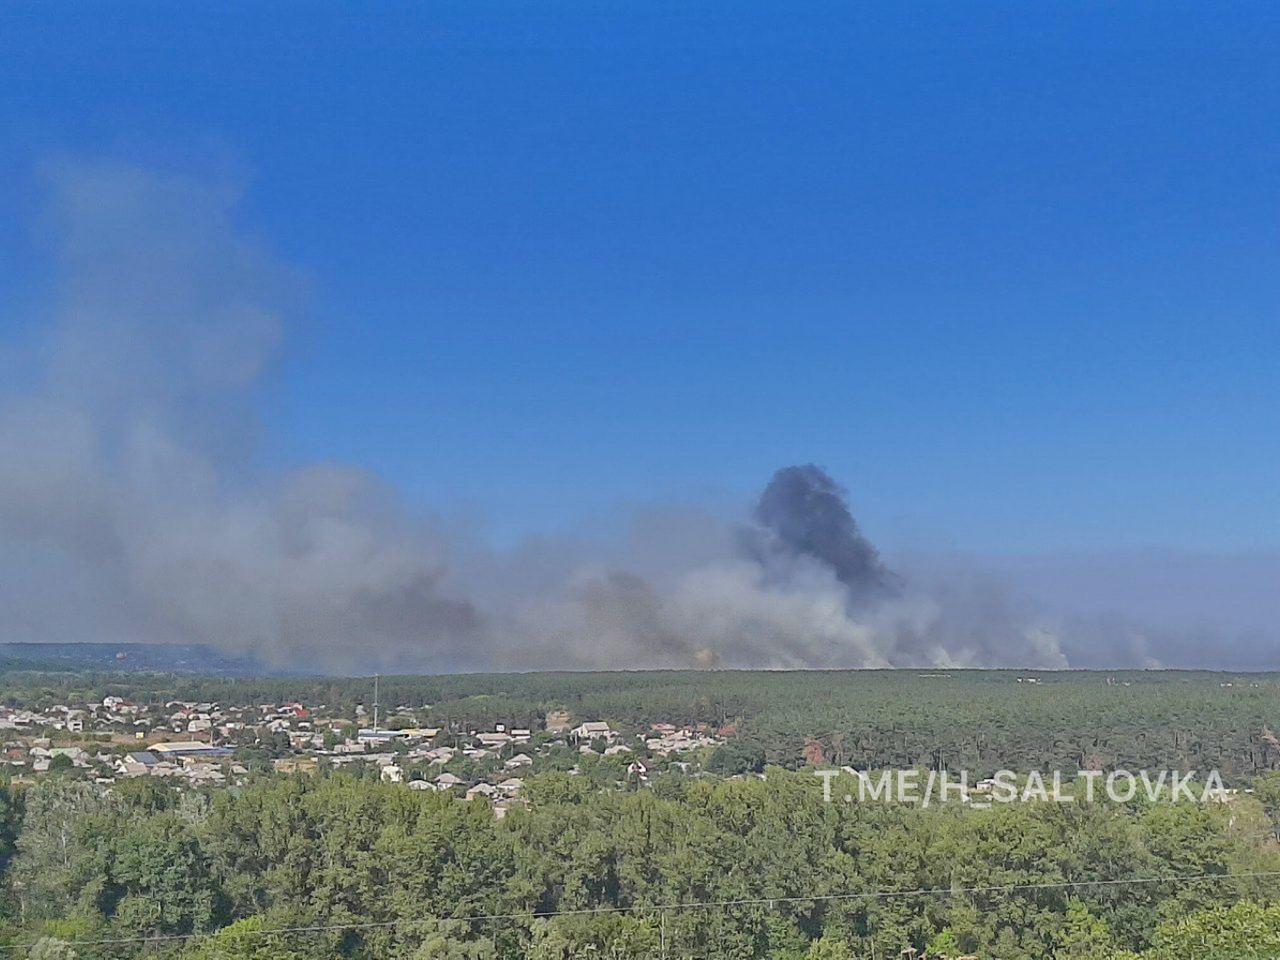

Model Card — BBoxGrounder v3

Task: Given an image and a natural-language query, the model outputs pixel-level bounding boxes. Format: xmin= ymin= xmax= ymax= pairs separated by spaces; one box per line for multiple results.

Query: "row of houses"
xmin=2 ymin=689 xmax=734 ymax=816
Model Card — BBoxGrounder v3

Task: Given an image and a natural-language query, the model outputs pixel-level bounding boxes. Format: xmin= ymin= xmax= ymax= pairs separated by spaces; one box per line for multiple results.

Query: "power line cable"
xmin=6 ymin=868 xmax=1280 ymax=952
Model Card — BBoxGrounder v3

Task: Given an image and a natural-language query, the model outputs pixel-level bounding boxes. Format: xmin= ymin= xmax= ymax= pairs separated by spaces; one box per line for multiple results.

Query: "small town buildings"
xmin=152 ymin=741 xmax=233 ymax=760
xmin=571 ymin=721 xmax=614 ymax=742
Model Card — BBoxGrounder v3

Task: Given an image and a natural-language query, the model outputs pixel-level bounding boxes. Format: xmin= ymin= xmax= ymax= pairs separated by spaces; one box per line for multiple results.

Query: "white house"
xmin=571 ymin=721 xmax=614 ymax=742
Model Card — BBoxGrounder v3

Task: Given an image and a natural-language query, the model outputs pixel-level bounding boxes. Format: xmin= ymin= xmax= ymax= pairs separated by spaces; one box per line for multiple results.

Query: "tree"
xmin=705 ymin=740 xmax=765 ymax=776
xmin=1054 ymin=901 xmax=1117 ymax=958
xmin=9 ymin=780 xmax=118 ymax=921
xmin=26 ymin=938 xmax=77 ymax=960
xmin=804 ymin=934 xmax=856 ymax=959
xmin=1251 ymin=773 xmax=1280 ymax=839
xmin=108 ymin=812 xmax=225 ymax=935
xmin=1144 ymin=901 xmax=1280 ymax=959
xmin=928 ymin=928 xmax=963 ymax=958
xmin=178 ymin=916 xmax=309 ymax=960
xmin=412 ymin=920 xmax=498 ymax=959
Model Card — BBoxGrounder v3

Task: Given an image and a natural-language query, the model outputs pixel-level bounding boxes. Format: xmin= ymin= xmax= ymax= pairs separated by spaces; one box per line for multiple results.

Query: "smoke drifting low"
xmin=0 ymin=162 xmax=483 ymax=673
xmin=1 ymin=162 xmax=1273 ymax=673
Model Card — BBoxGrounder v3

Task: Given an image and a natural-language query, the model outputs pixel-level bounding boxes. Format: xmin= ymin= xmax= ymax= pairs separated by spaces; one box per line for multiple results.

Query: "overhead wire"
xmin=6 ymin=867 xmax=1280 ymax=952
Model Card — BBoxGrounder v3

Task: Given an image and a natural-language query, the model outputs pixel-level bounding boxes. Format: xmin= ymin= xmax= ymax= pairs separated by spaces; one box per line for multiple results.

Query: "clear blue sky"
xmin=2 ymin=3 xmax=1277 ymax=553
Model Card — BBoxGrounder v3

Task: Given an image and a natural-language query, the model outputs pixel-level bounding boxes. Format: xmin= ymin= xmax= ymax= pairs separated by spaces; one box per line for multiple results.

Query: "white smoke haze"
xmin=0 ymin=160 xmax=483 ymax=673
xmin=1 ymin=160 xmax=1275 ymax=673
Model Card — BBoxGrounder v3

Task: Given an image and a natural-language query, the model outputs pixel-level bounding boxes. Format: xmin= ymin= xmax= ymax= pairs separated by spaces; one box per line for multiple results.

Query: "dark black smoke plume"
xmin=749 ymin=464 xmax=898 ymax=604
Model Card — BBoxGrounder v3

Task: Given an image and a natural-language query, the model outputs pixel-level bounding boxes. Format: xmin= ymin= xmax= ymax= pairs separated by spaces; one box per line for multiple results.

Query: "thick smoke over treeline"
xmin=747 ymin=464 xmax=899 ymax=605
xmin=0 ymin=162 xmax=1272 ymax=673
xmin=0 ymin=162 xmax=486 ymax=673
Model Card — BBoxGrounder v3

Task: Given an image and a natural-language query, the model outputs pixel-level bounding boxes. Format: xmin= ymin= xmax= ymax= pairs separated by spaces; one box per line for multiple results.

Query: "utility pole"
xmin=372 ymin=673 xmax=380 ymax=732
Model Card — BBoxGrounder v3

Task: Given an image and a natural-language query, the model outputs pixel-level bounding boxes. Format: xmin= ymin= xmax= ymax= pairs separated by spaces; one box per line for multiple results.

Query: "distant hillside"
xmin=0 ymin=642 xmax=281 ymax=676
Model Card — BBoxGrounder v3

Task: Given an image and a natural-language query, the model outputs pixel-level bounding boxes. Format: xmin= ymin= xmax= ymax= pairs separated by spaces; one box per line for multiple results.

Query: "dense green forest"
xmin=6 ymin=667 xmax=1280 ymax=957
xmin=4 ymin=769 xmax=1280 ymax=958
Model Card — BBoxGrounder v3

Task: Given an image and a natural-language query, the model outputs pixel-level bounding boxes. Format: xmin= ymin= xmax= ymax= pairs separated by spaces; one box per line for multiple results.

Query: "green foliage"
xmin=410 ymin=920 xmax=497 ymax=959
xmin=706 ymin=740 xmax=766 ymax=775
xmin=803 ymin=934 xmax=856 ymax=959
xmin=928 ymin=927 xmax=963 ymax=957
xmin=1252 ymin=772 xmax=1280 ymax=838
xmin=1054 ymin=900 xmax=1117 ymax=957
xmin=0 ymin=771 xmax=1276 ymax=959
xmin=2 ymin=668 xmax=1280 ymax=957
xmin=178 ymin=915 xmax=309 ymax=960
xmin=9 ymin=780 xmax=119 ymax=921
xmin=1142 ymin=901 xmax=1280 ymax=959
xmin=25 ymin=938 xmax=78 ymax=960
xmin=528 ymin=913 xmax=660 ymax=959
xmin=0 ymin=781 xmax=21 ymax=866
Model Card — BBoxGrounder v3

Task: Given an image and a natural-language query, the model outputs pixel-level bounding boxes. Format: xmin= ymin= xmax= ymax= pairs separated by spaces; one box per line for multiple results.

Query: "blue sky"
xmin=2 ymin=3 xmax=1277 ymax=554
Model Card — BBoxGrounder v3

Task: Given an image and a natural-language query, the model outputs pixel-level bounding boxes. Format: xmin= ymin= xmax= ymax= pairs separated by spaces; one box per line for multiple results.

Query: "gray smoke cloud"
xmin=485 ymin=472 xmax=1076 ymax=670
xmin=0 ymin=160 xmax=484 ymax=673
xmin=1 ymin=160 xmax=1274 ymax=673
